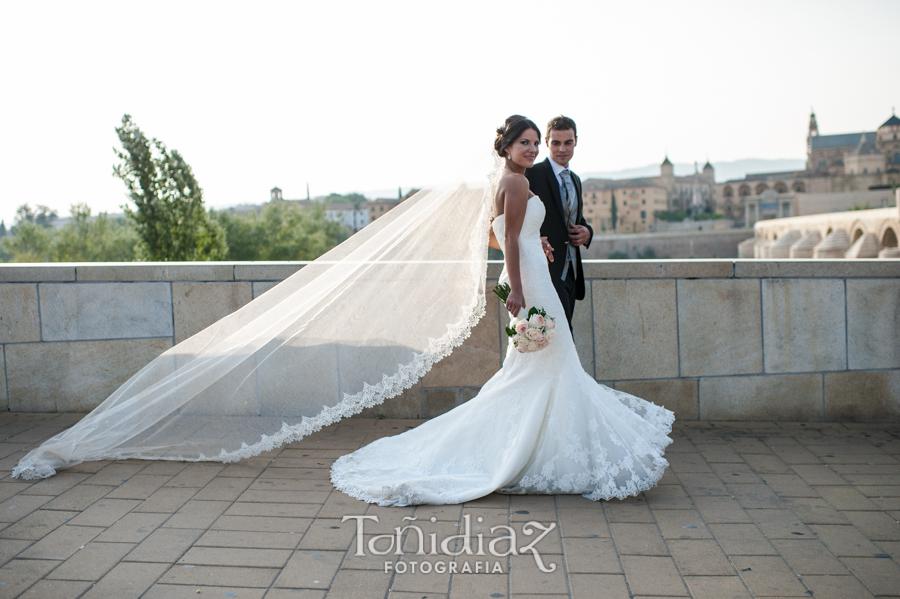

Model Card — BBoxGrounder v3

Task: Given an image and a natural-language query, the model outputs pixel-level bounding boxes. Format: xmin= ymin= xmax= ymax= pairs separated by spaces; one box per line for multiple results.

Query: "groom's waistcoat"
xmin=525 ymin=158 xmax=593 ymax=301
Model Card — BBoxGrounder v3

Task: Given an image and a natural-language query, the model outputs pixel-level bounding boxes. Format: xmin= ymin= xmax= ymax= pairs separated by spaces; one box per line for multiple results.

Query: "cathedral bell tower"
xmin=807 ymin=111 xmax=819 ymax=171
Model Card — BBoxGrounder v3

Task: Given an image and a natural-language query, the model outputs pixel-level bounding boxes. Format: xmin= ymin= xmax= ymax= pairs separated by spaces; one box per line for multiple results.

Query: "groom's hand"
xmin=541 ymin=237 xmax=554 ymax=262
xmin=568 ymin=225 xmax=591 ymax=247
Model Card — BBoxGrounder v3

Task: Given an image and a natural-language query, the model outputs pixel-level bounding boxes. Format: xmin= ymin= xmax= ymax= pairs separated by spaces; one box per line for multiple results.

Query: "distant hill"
xmin=582 ymin=158 xmax=807 ymax=184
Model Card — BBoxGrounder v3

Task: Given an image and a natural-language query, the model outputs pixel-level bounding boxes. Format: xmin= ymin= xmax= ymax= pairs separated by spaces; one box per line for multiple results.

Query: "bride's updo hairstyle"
xmin=494 ymin=115 xmax=540 ymax=158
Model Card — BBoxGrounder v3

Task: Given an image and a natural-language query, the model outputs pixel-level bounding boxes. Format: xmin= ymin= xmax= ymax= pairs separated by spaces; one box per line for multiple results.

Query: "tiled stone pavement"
xmin=1 ymin=414 xmax=899 ymax=598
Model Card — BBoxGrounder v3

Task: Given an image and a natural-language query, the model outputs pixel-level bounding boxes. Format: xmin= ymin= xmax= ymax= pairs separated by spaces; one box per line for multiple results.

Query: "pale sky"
xmin=1 ymin=0 xmax=898 ymax=226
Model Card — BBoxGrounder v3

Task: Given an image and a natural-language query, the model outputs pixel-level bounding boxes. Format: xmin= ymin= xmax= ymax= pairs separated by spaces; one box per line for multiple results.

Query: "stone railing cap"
xmin=1 ymin=259 xmax=897 ymax=283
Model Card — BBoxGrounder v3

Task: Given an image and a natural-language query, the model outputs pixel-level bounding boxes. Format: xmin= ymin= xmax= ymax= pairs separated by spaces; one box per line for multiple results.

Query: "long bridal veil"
xmin=13 ymin=154 xmax=500 ymax=480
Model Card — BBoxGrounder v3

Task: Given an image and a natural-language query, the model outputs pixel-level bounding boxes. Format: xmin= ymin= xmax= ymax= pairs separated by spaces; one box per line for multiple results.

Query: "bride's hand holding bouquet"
xmin=493 ymin=283 xmax=556 ymax=353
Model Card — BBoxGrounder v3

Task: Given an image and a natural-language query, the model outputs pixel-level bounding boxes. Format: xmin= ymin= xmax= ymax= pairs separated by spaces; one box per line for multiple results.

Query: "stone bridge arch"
xmin=880 ymin=225 xmax=898 ymax=248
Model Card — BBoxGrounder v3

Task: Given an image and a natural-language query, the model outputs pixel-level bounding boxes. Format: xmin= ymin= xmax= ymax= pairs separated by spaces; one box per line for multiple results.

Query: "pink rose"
xmin=530 ymin=314 xmax=545 ymax=327
xmin=515 ymin=320 xmax=529 ymax=335
xmin=539 ymin=338 xmax=549 ymax=347
xmin=525 ymin=328 xmax=541 ymax=341
xmin=524 ymin=341 xmax=538 ymax=352
xmin=548 ymin=318 xmax=556 ymax=330
xmin=517 ymin=346 xmax=526 ymax=353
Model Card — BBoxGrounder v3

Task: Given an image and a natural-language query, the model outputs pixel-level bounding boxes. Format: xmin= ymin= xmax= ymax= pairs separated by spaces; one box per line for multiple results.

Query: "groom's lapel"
xmin=573 ymin=171 xmax=584 ymax=220
xmin=543 ymin=159 xmax=566 ymax=222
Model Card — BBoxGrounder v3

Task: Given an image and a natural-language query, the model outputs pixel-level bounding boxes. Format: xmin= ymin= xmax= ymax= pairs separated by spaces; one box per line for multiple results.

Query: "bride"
xmin=12 ymin=117 xmax=672 ymax=502
xmin=330 ymin=116 xmax=674 ymax=506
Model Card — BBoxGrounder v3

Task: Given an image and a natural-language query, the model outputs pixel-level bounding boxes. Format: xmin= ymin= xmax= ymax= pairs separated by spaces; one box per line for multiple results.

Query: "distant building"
xmin=581 ymin=181 xmax=668 ymax=233
xmin=325 ymin=204 xmax=369 ymax=232
xmin=369 ymin=188 xmax=419 ymax=224
xmin=269 ymin=187 xmax=416 ymax=234
xmin=368 ymin=199 xmax=400 ymax=223
xmin=719 ymin=111 xmax=900 ymax=227
xmin=582 ymin=159 xmax=717 ymax=233
xmin=584 ymin=111 xmax=900 ymax=232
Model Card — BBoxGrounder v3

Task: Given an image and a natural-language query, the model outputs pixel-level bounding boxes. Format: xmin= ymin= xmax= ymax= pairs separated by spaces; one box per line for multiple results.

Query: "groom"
xmin=525 ymin=116 xmax=593 ymax=334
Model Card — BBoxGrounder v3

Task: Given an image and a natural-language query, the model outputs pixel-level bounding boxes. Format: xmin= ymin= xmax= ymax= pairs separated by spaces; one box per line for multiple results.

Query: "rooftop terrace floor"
xmin=0 ymin=414 xmax=899 ymax=598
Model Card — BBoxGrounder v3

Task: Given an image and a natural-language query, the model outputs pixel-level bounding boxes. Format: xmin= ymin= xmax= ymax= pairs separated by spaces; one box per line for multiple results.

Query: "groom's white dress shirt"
xmin=548 ymin=158 xmax=570 ymax=189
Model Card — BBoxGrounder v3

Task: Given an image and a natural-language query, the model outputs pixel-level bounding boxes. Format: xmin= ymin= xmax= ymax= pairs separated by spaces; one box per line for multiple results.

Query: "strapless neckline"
xmin=492 ymin=195 xmax=539 ymax=223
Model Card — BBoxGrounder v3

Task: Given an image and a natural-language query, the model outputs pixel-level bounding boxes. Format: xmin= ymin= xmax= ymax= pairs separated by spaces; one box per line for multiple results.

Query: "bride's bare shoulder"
xmin=497 ymin=172 xmax=530 ymax=197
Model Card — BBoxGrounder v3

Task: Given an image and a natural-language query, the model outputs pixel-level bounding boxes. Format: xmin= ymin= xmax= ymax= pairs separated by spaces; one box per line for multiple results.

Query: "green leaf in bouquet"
xmin=493 ymin=283 xmax=510 ymax=303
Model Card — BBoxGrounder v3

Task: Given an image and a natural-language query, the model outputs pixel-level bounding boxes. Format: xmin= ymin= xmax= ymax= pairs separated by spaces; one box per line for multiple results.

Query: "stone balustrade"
xmin=743 ymin=201 xmax=900 ymax=259
xmin=0 ymin=260 xmax=898 ymax=422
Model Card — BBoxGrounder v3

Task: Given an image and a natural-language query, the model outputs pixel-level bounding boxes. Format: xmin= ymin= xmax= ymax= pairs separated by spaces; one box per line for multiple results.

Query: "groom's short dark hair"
xmin=547 ymin=116 xmax=577 ymax=139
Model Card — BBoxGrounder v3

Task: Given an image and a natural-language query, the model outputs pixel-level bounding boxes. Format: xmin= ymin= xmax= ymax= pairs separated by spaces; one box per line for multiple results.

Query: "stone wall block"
xmin=846 ymin=279 xmax=900 ymax=370
xmin=762 ymin=279 xmax=846 ymax=373
xmin=699 ymin=375 xmax=822 ymax=421
xmin=735 ymin=260 xmax=896 ymax=278
xmin=172 ymin=282 xmax=253 ymax=344
xmin=234 ymin=263 xmax=305 ymax=281
xmin=1 ymin=346 xmax=7 ymax=407
xmin=0 ymin=265 xmax=75 ymax=282
xmin=6 ymin=338 xmax=173 ymax=412
xmin=677 ymin=280 xmax=762 ymax=377
xmin=593 ymin=280 xmax=678 ymax=380
xmin=75 ymin=263 xmax=234 ymax=282
xmin=40 ymin=282 xmax=174 ymax=341
xmin=582 ymin=261 xmax=734 ymax=279
xmin=252 ymin=282 xmax=280 ymax=299
xmin=614 ymin=379 xmax=698 ymax=420
xmin=572 ymin=284 xmax=595 ymax=376
xmin=824 ymin=370 xmax=900 ymax=421
xmin=0 ymin=284 xmax=41 ymax=343
xmin=425 ymin=284 xmax=501 ymax=388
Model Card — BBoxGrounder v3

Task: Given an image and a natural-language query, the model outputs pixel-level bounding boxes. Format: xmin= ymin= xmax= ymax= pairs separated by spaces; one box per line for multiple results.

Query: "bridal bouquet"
xmin=493 ymin=283 xmax=556 ymax=353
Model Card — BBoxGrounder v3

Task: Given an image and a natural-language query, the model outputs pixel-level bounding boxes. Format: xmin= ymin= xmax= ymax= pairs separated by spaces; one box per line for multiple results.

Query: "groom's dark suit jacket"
xmin=525 ymin=158 xmax=593 ymax=301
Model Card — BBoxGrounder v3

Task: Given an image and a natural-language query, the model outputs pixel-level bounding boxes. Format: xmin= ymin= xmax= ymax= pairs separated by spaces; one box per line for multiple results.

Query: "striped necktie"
xmin=559 ymin=169 xmax=578 ymax=280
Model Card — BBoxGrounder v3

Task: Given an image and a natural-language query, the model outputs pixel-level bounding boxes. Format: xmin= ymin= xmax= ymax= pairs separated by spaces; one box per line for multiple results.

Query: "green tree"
xmin=215 ymin=201 xmax=346 ymax=261
xmin=636 ymin=246 xmax=658 ymax=259
xmin=1 ymin=203 xmax=139 ymax=263
xmin=0 ymin=221 xmax=6 ymax=237
xmin=0 ymin=222 xmax=54 ymax=262
xmin=14 ymin=204 xmax=58 ymax=228
xmin=113 ymin=114 xmax=226 ymax=261
xmin=654 ymin=210 xmax=687 ymax=222
xmin=54 ymin=204 xmax=137 ymax=262
xmin=610 ymin=192 xmax=618 ymax=232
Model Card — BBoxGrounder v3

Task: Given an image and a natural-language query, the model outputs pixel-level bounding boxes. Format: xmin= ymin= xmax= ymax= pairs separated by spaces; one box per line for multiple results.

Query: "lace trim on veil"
xmin=212 ymin=293 xmax=487 ymax=465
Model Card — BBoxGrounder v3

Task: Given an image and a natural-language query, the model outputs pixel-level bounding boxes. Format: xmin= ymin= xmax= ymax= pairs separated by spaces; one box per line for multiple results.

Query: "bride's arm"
xmin=498 ymin=176 xmax=529 ymax=317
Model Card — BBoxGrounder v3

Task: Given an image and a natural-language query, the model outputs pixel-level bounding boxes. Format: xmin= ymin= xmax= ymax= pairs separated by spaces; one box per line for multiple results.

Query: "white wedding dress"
xmin=330 ymin=195 xmax=674 ymax=506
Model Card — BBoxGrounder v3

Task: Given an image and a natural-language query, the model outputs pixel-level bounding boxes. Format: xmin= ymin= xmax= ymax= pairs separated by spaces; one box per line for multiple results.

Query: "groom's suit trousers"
xmin=553 ymin=268 xmax=578 ymax=337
